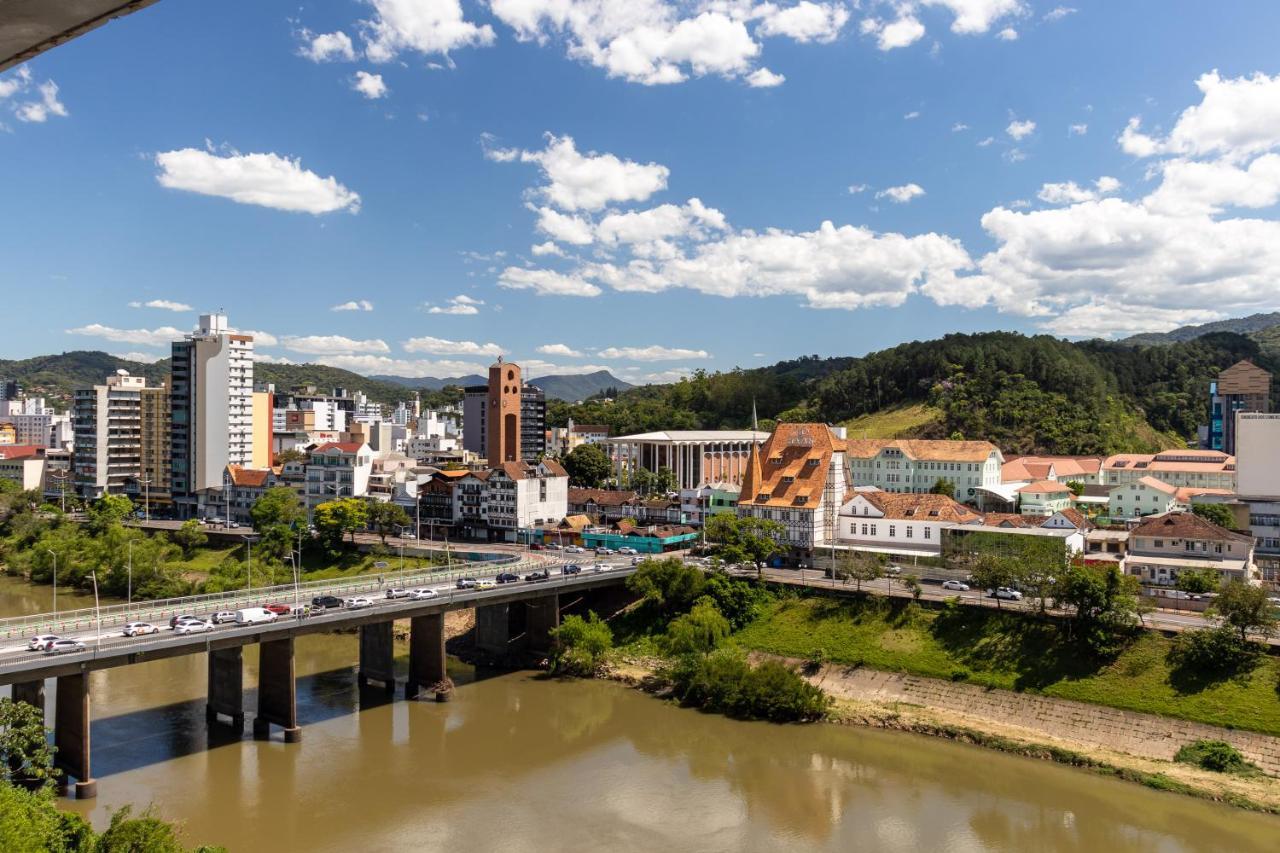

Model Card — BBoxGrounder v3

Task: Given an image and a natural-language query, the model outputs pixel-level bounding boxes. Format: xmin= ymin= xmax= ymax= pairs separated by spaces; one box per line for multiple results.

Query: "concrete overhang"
xmin=1 ymin=0 xmax=160 ymax=72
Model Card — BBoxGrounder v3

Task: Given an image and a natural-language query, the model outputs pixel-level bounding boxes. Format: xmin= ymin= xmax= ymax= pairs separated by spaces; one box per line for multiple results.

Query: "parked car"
xmin=209 ymin=611 xmax=238 ymax=625
xmin=400 ymin=531 xmax=416 ymax=539
xmin=992 ymin=587 xmax=1023 ymax=601
xmin=495 ymin=572 xmax=520 ymax=584
xmin=941 ymin=580 xmax=970 ymax=591
xmin=234 ymin=607 xmax=278 ymax=626
xmin=617 ymin=546 xmax=638 ymax=555
xmin=884 ymin=565 xmax=902 ymax=576
xmin=385 ymin=587 xmax=411 ymax=600
xmin=28 ymin=634 xmax=61 ymax=651
xmin=227 ymin=520 xmax=240 ymax=529
xmin=524 ymin=569 xmax=550 ymax=582
xmin=123 ymin=622 xmax=158 ymax=637
xmin=595 ymin=547 xmax=616 ymax=556
xmin=289 ymin=604 xmax=311 ymax=618
xmin=561 ymin=563 xmax=582 ymax=575
xmin=593 ymin=563 xmax=613 ymax=573
xmin=409 ymin=588 xmax=438 ymax=600
xmin=529 ymin=543 xmax=545 ymax=551
xmin=175 ymin=619 xmax=213 ymax=636
xmin=545 ymin=542 xmax=563 ymax=550
xmin=264 ymin=604 xmax=292 ymax=616
xmin=169 ymin=614 xmax=198 ymax=629
xmin=344 ymin=596 xmax=374 ymax=609
xmin=564 ymin=545 xmax=585 ymax=554
xmin=456 ymin=577 xmax=478 ymax=589
xmin=44 ymin=638 xmax=86 ymax=655
xmin=311 ymin=595 xmax=344 ymax=610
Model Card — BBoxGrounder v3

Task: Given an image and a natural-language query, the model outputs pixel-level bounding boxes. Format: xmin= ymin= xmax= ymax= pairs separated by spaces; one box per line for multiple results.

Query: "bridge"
xmin=0 ymin=557 xmax=634 ymax=799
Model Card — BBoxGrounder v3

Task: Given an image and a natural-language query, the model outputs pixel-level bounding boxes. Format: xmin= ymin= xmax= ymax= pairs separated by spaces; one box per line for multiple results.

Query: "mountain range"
xmin=1120 ymin=312 xmax=1280 ymax=349
xmin=370 ymin=369 xmax=632 ymax=401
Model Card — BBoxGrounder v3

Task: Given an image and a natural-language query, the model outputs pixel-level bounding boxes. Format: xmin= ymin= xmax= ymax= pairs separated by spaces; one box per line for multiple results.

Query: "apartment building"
xmin=1205 ymin=360 xmax=1272 ymax=454
xmin=0 ymin=445 xmax=44 ymax=491
xmin=0 ymin=397 xmax=71 ymax=449
xmin=1101 ymin=450 xmax=1236 ymax=491
xmin=845 ymin=439 xmax=1003 ymax=503
xmin=1123 ymin=511 xmax=1256 ymax=586
xmin=1108 ymin=476 xmax=1179 ymax=519
xmin=72 ymin=372 xmax=146 ymax=499
xmin=133 ymin=384 xmax=171 ymax=513
xmin=736 ymin=423 xmax=848 ymax=553
xmin=303 ymin=441 xmax=373 ymax=511
xmin=1234 ymin=412 xmax=1280 ymax=586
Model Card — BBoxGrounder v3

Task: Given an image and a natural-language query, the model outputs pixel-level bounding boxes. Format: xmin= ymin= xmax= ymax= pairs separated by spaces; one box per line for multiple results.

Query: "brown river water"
xmin=2 ymin=575 xmax=1278 ymax=852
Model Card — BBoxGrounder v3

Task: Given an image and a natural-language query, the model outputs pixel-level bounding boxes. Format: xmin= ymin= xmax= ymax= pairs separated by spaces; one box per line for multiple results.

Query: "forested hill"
xmin=548 ymin=331 xmax=1275 ymax=456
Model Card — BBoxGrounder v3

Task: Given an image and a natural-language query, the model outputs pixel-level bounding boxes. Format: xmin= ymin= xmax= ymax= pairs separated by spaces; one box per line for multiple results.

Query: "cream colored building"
xmin=1102 ymin=450 xmax=1235 ymax=491
xmin=845 ymin=439 xmax=1003 ymax=503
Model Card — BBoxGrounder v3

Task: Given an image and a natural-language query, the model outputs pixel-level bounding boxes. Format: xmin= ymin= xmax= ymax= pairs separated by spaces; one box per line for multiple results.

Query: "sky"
xmin=2 ymin=1 xmax=1280 ymax=386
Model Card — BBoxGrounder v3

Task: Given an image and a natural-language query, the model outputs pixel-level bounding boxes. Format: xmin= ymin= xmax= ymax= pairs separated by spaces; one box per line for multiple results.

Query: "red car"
xmin=529 ymin=543 xmax=545 ymax=550
xmin=264 ymin=604 xmax=292 ymax=616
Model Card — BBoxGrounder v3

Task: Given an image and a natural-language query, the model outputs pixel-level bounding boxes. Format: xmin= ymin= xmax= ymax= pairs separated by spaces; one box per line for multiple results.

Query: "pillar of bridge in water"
xmin=253 ymin=637 xmax=301 ymax=743
xmin=8 ymin=680 xmax=45 ymax=781
xmin=524 ymin=594 xmax=560 ymax=654
xmin=406 ymin=613 xmax=446 ymax=700
xmin=475 ymin=602 xmax=511 ymax=657
xmin=206 ymin=646 xmax=245 ymax=731
xmin=358 ymin=621 xmax=397 ymax=694
xmin=54 ymin=672 xmax=96 ymax=799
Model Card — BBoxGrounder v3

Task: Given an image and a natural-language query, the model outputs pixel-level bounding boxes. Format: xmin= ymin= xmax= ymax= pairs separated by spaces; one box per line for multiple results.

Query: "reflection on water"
xmin=3 ymin=575 xmax=1279 ymax=852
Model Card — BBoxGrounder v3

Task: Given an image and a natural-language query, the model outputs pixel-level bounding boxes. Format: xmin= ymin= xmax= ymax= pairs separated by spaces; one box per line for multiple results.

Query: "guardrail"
xmin=0 ymin=551 xmax=538 ymax=641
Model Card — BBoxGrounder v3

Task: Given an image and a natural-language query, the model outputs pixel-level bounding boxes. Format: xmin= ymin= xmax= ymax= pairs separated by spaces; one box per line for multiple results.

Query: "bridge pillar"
xmin=253 ymin=638 xmax=301 ymax=743
xmin=54 ymin=672 xmax=95 ymax=799
xmin=206 ymin=647 xmax=245 ymax=731
xmin=525 ymin=594 xmax=560 ymax=653
xmin=406 ymin=613 xmax=446 ymax=700
xmin=358 ymin=622 xmax=396 ymax=694
xmin=11 ymin=679 xmax=45 ymax=717
xmin=475 ymin=602 xmax=511 ymax=657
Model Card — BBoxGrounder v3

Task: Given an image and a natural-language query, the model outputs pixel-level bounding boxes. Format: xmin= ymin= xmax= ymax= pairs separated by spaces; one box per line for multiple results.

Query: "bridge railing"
xmin=0 ymin=551 xmax=547 ymax=641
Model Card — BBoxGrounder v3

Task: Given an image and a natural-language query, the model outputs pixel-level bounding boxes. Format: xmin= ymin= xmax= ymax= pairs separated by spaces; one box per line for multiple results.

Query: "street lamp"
xmin=126 ymin=538 xmax=134 ymax=613
xmin=242 ymin=534 xmax=258 ymax=595
xmin=45 ymin=548 xmax=57 ymax=618
xmin=140 ymin=476 xmax=152 ymax=522
xmin=90 ymin=570 xmax=102 ymax=650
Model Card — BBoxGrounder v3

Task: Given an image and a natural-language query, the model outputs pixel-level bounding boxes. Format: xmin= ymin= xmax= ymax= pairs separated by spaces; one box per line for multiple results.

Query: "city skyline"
xmin=2 ymin=1 xmax=1280 ymax=387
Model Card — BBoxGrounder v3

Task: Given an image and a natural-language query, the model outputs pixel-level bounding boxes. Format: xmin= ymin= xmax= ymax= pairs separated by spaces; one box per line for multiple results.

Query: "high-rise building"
xmin=486 ymin=359 xmax=522 ymax=467
xmin=251 ymin=387 xmax=273 ymax=469
xmin=136 ymin=384 xmax=171 ymax=513
xmin=72 ymin=371 xmax=146 ymax=499
xmin=520 ymin=384 xmax=546 ymax=463
xmin=0 ymin=380 xmax=20 ymax=402
xmin=1206 ymin=360 xmax=1272 ymax=454
xmin=169 ymin=314 xmax=255 ymax=518
xmin=462 ymin=360 xmax=544 ymax=464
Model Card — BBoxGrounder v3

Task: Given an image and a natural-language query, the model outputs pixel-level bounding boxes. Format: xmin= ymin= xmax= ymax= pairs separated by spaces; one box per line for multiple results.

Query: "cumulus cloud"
xmin=1044 ymin=6 xmax=1077 ymax=22
xmin=129 ymin=299 xmax=192 ymax=312
xmin=1069 ymin=123 xmax=1088 ymax=136
xmin=298 ymin=30 xmax=357 ymax=62
xmin=67 ymin=324 xmax=186 ymax=347
xmin=1119 ymin=70 xmax=1280 ymax=161
xmin=1006 ymin=118 xmax=1036 ymax=140
xmin=862 ymin=0 xmax=1021 ymax=49
xmin=876 ymin=183 xmax=926 ymax=203
xmin=996 ymin=27 xmax=1017 ymax=41
xmin=154 ymin=146 xmax=361 ymax=214
xmin=746 ymin=67 xmax=786 ymax=88
xmin=281 ymin=335 xmax=390 ymax=355
xmin=498 ymin=267 xmax=603 ymax=297
xmin=531 ymin=241 xmax=566 ymax=257
xmin=427 ymin=294 xmax=484 ymax=314
xmin=1036 ymin=176 xmax=1120 ymax=205
xmin=518 ymin=359 xmax=615 ymax=376
xmin=597 ymin=345 xmax=710 ymax=361
xmin=238 ymin=329 xmax=280 ymax=346
xmin=861 ymin=15 xmax=926 ymax=50
xmin=922 ymin=0 xmax=1026 ymax=34
xmin=361 ymin=0 xmax=495 ymax=63
xmin=352 ymin=71 xmax=388 ymax=99
xmin=402 ymin=335 xmax=502 ymax=357
xmin=847 ymin=183 xmax=869 ymax=194
xmin=11 ymin=77 xmax=68 ymax=123
xmin=952 ymin=122 xmax=969 ymax=132
xmin=755 ymin=2 xmax=850 ymax=43
xmin=490 ymin=134 xmax=669 ymax=211
xmin=331 ymin=300 xmax=374 ymax=312
xmin=0 ymin=65 xmax=31 ymax=99
xmin=322 ymin=355 xmax=486 ymax=376
xmin=112 ymin=351 xmax=166 ymax=363
xmin=537 ymin=343 xmax=585 ymax=357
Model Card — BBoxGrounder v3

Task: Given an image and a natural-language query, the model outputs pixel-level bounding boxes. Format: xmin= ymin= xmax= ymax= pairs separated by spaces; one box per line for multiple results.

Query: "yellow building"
xmin=0 ymin=422 xmax=15 ymax=445
xmin=138 ymin=384 xmax=172 ymax=511
xmin=252 ymin=389 xmax=273 ymax=469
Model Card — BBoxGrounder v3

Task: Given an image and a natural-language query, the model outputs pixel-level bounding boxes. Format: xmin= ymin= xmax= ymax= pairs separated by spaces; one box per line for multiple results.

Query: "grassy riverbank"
xmin=732 ymin=594 xmax=1280 ymax=737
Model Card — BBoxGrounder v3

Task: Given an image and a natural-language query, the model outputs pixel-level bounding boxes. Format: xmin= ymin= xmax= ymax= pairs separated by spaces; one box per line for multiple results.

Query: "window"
xmin=888 ymin=524 xmax=896 ymax=537
xmin=924 ymin=527 xmax=931 ymax=540
xmin=870 ymin=524 xmax=877 ymax=536
xmin=905 ymin=526 xmax=913 ymax=539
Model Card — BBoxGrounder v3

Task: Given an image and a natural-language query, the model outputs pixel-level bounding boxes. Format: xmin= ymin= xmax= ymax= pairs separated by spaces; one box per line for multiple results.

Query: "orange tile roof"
xmin=1132 ymin=475 xmax=1178 ymax=495
xmin=982 ymin=512 xmax=1035 ymax=528
xmin=1174 ymin=486 xmax=1235 ymax=503
xmin=1050 ymin=507 xmax=1093 ymax=530
xmin=313 ymin=442 xmax=365 ymax=454
xmin=738 ymin=423 xmax=840 ymax=509
xmin=226 ymin=465 xmax=272 ymax=487
xmin=1130 ymin=511 xmax=1252 ymax=544
xmin=1017 ymin=479 xmax=1072 ymax=494
xmin=843 ymin=438 xmax=1000 ymax=463
xmin=858 ymin=491 xmax=982 ymax=523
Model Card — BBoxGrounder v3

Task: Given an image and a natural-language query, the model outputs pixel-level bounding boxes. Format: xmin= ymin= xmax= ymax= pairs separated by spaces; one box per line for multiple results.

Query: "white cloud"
xmin=519 ymin=359 xmax=615 ymax=376
xmin=952 ymin=122 xmax=970 ymax=132
xmin=1118 ymin=116 xmax=1161 ymax=158
xmin=1095 ymin=175 xmax=1121 ymax=194
xmin=977 ymin=135 xmax=995 ymax=146
xmin=281 ymin=335 xmax=390 ymax=355
xmin=923 ymin=0 xmax=1025 ymax=34
xmin=1068 ymin=123 xmax=1088 ymax=136
xmin=111 ymin=351 xmax=166 ymax=364
xmin=1119 ymin=70 xmax=1280 ymax=161
xmin=299 ymin=30 xmax=357 ymax=62
xmin=903 ymin=110 xmax=921 ymax=120
xmin=67 ymin=324 xmax=185 ymax=347
xmin=996 ymin=27 xmax=1017 ymax=41
xmin=876 ymin=183 xmax=926 ymax=203
xmin=427 ymin=294 xmax=484 ymax=315
xmin=0 ymin=65 xmax=31 ymax=99
xmin=863 ymin=15 xmax=926 ymax=50
xmin=597 ymin=345 xmax=710 ymax=361
xmin=154 ymin=146 xmax=360 ymax=214
xmin=1006 ymin=118 xmax=1036 ymax=140
xmin=631 ymin=367 xmax=693 ymax=384
xmin=746 ymin=67 xmax=785 ymax=88
xmin=1036 ymin=176 xmax=1120 ymax=205
xmin=402 ymin=335 xmax=502 ymax=357
xmin=595 ymin=199 xmax=727 ymax=245
xmin=331 ymin=300 xmax=374 ymax=312
xmin=498 ymin=267 xmax=603 ymax=297
xmin=361 ymin=0 xmax=496 ymax=63
xmin=237 ymin=329 xmax=279 ymax=347
xmin=14 ymin=80 xmax=68 ymax=123
xmin=531 ymin=240 xmax=566 ymax=257
xmin=129 ymin=299 xmax=193 ymax=312
xmin=494 ymin=134 xmax=669 ymax=211
xmin=1044 ymin=6 xmax=1077 ymax=22
xmin=537 ymin=343 xmax=585 ymax=357
xmin=533 ymin=206 xmax=596 ymax=244
xmin=1143 ymin=154 xmax=1280 ymax=216
xmin=1039 ymin=301 xmax=1222 ymax=338
xmin=254 ymin=353 xmax=296 ymax=365
xmin=352 ymin=71 xmax=388 ymax=99
xmin=755 ymin=2 xmax=850 ymax=43
xmin=847 ymin=183 xmax=869 ymax=194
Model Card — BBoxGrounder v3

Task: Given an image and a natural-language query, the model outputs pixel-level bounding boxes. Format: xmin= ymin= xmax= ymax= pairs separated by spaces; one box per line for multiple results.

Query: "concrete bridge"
xmin=0 ymin=563 xmax=634 ymax=799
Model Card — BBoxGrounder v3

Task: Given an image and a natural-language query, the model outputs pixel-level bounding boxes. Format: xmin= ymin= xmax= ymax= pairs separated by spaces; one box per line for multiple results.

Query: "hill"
xmin=370 ymin=373 xmax=486 ymax=390
xmin=370 ymin=368 xmax=633 ymax=401
xmin=1120 ymin=312 xmax=1280 ymax=346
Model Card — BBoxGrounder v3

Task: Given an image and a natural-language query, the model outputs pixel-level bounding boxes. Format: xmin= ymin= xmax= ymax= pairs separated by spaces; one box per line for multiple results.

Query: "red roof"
xmin=313 ymin=442 xmax=365 ymax=454
xmin=0 ymin=445 xmax=41 ymax=460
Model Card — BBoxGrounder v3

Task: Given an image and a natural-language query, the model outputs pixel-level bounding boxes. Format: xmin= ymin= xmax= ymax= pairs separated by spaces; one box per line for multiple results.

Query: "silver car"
xmin=45 ymin=638 xmax=86 ymax=655
xmin=28 ymin=634 xmax=61 ymax=651
xmin=175 ymin=619 xmax=214 ymax=636
xmin=123 ymin=622 xmax=159 ymax=637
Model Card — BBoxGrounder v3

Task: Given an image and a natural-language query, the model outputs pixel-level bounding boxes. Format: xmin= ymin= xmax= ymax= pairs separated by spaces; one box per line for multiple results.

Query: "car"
xmin=617 ymin=546 xmax=638 ymax=555
xmin=529 ymin=543 xmax=545 ymax=551
xmin=175 ymin=619 xmax=213 ymax=636
xmin=630 ymin=556 xmax=641 ymax=566
xmin=264 ymin=604 xmax=292 ymax=616
xmin=386 ymin=587 xmax=411 ymax=599
xmin=234 ymin=607 xmax=278 ymax=626
xmin=209 ymin=611 xmax=238 ymax=625
xmin=495 ymin=572 xmax=520 ymax=584
xmin=28 ymin=634 xmax=61 ymax=651
xmin=311 ymin=595 xmax=344 ymax=610
xmin=991 ymin=587 xmax=1023 ymax=601
xmin=564 ymin=545 xmax=585 ymax=554
xmin=884 ymin=565 xmax=903 ymax=576
xmin=524 ymin=569 xmax=550 ymax=582
xmin=289 ymin=604 xmax=311 ymax=618
xmin=456 ymin=577 xmax=478 ymax=589
xmin=595 ymin=547 xmax=616 ymax=556
xmin=409 ymin=588 xmax=438 ymax=600
xmin=475 ymin=580 xmax=496 ymax=590
xmin=941 ymin=580 xmax=970 ymax=591
xmin=123 ymin=622 xmax=158 ymax=637
xmin=169 ymin=614 xmax=198 ymax=629
xmin=561 ymin=563 xmax=582 ymax=575
xmin=227 ymin=521 xmax=240 ymax=529
xmin=400 ymin=531 xmax=416 ymax=539
xmin=44 ymin=638 xmax=86 ymax=655
xmin=545 ymin=542 xmax=562 ymax=550
xmin=344 ymin=596 xmax=374 ymax=609
xmin=593 ymin=563 xmax=613 ymax=573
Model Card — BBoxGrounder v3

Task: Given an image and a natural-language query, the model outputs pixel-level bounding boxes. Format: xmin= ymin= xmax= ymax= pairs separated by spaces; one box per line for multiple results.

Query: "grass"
xmin=733 ymin=594 xmax=1280 ymax=737
xmin=840 ymin=403 xmax=942 ymax=439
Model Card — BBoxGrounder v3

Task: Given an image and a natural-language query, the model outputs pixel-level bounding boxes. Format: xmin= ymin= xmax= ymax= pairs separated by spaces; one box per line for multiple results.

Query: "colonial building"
xmin=837 ymin=491 xmax=982 ymax=558
xmin=304 ymin=442 xmax=373 ymax=512
xmin=736 ymin=423 xmax=848 ymax=554
xmin=1123 ymin=511 xmax=1257 ymax=586
xmin=1017 ymin=480 xmax=1074 ymax=516
xmin=844 ymin=439 xmax=1003 ymax=504
xmin=608 ymin=429 xmax=769 ymax=492
xmin=1102 ymin=450 xmax=1236 ymax=491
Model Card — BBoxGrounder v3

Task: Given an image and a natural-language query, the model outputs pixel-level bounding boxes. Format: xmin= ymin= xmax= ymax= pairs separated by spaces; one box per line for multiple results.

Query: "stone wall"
xmin=818 ymin=665 xmax=1280 ymax=776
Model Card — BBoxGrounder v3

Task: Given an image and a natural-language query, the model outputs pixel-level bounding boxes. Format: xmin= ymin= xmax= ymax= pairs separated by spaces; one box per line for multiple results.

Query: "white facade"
xmin=845 ymin=442 xmax=1003 ymax=502
xmin=484 ymin=462 xmax=569 ymax=534
xmin=72 ymin=373 xmax=146 ymax=498
xmin=837 ymin=494 xmax=953 ymax=557
xmin=0 ymin=456 xmax=44 ymax=491
xmin=1236 ymin=413 xmax=1280 ymax=499
xmin=304 ymin=442 xmax=373 ymax=510
xmin=1109 ymin=479 xmax=1178 ymax=519
xmin=405 ymin=435 xmax=459 ymax=458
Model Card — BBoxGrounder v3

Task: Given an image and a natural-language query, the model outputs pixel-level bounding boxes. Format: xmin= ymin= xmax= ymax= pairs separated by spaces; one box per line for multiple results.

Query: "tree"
xmin=1066 ymin=480 xmax=1086 ymax=496
xmin=367 ymin=501 xmax=411 ymax=544
xmin=95 ymin=806 xmax=186 ymax=853
xmin=904 ymin=573 xmax=923 ymax=602
xmin=1192 ymin=502 xmax=1238 ymax=530
xmin=704 ymin=513 xmax=783 ymax=576
xmin=1055 ymin=563 xmax=1140 ymax=654
xmin=86 ymin=494 xmax=134 ymax=534
xmin=562 ymin=444 xmax=612 ymax=488
xmin=274 ymin=448 xmax=307 ymax=465
xmin=929 ymin=478 xmax=955 ymax=498
xmin=171 ymin=519 xmax=207 ymax=557
xmin=0 ymin=698 xmax=56 ymax=787
xmin=626 ymin=558 xmax=706 ymax=614
xmin=1211 ymin=580 xmax=1278 ymax=643
xmin=1175 ymin=567 xmax=1220 ymax=596
xmin=833 ymin=550 xmax=884 ymax=591
xmin=664 ymin=599 xmax=731 ymax=655
xmin=969 ymin=555 xmax=1021 ymax=609
xmin=249 ymin=486 xmax=306 ymax=562
xmin=550 ymin=612 xmax=613 ymax=676
xmin=313 ymin=498 xmax=368 ymax=548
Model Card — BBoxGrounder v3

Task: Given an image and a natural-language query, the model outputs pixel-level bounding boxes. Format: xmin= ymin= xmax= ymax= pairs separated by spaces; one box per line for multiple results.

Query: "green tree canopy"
xmin=562 ymin=444 xmax=611 ymax=488
xmin=367 ymin=501 xmax=411 ymax=544
xmin=929 ymin=478 xmax=955 ymax=498
xmin=1191 ymin=502 xmax=1238 ymax=530
xmin=550 ymin=612 xmax=613 ymax=676
xmin=313 ymin=498 xmax=369 ymax=548
xmin=171 ymin=519 xmax=207 ymax=557
xmin=0 ymin=698 xmax=55 ymax=787
xmin=1211 ymin=580 xmax=1278 ymax=643
xmin=249 ymin=486 xmax=306 ymax=562
xmin=1175 ymin=567 xmax=1220 ymax=595
xmin=85 ymin=494 xmax=134 ymax=534
xmin=664 ymin=598 xmax=731 ymax=656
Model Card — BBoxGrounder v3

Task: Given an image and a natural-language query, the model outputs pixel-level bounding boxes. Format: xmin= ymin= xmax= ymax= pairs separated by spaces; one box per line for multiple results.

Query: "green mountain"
xmin=371 ymin=369 xmax=633 ymax=401
xmin=1121 ymin=312 xmax=1280 ymax=346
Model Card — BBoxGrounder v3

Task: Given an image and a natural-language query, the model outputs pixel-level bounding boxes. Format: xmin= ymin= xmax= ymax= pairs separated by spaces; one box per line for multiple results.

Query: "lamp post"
xmin=140 ymin=476 xmax=152 ymax=522
xmin=126 ymin=538 xmax=134 ymax=613
xmin=45 ymin=548 xmax=57 ymax=618
xmin=90 ymin=570 xmax=102 ymax=649
xmin=242 ymin=534 xmax=257 ymax=596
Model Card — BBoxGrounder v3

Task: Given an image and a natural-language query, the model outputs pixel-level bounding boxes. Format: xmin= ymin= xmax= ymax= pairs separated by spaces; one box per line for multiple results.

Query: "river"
xmin=3 ymin=575 xmax=1278 ymax=852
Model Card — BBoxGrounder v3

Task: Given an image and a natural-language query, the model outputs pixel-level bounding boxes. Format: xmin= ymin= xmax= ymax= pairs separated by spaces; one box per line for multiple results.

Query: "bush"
xmin=1167 ymin=627 xmax=1261 ymax=683
xmin=626 ymin=558 xmax=706 ymax=614
xmin=668 ymin=648 xmax=829 ymax=722
xmin=549 ymin=612 xmax=613 ymax=676
xmin=1174 ymin=740 xmax=1258 ymax=775
xmin=701 ymin=571 xmax=774 ymax=630
xmin=663 ymin=599 xmax=731 ymax=656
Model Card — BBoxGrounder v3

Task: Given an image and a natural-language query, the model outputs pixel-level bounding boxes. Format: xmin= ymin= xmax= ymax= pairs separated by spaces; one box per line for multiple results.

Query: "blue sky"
xmin=2 ymin=1 xmax=1280 ymax=385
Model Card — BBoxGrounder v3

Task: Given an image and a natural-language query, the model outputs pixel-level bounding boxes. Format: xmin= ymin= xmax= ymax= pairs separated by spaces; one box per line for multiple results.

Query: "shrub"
xmin=668 ymin=649 xmax=829 ymax=722
xmin=1174 ymin=740 xmax=1257 ymax=775
xmin=550 ymin=612 xmax=613 ymax=676
xmin=626 ymin=558 xmax=706 ymax=615
xmin=663 ymin=599 xmax=731 ymax=656
xmin=701 ymin=571 xmax=774 ymax=630
xmin=1167 ymin=627 xmax=1261 ymax=681
xmin=950 ymin=668 xmax=971 ymax=682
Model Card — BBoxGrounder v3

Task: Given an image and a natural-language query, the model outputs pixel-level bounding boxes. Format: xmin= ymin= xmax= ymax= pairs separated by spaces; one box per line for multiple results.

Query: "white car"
xmin=941 ymin=580 xmax=970 ymax=591
xmin=992 ymin=587 xmax=1023 ymax=601
xmin=175 ymin=619 xmax=213 ymax=636
xmin=44 ymin=638 xmax=86 ymax=655
xmin=545 ymin=542 xmax=562 ymax=550
xmin=385 ymin=588 xmax=411 ymax=600
xmin=564 ymin=545 xmax=585 ymax=554
xmin=617 ymin=546 xmax=638 ymax=555
xmin=344 ymin=596 xmax=374 ymax=609
xmin=409 ymin=588 xmax=438 ymax=600
xmin=595 ymin=547 xmax=616 ymax=556
xmin=593 ymin=563 xmax=613 ymax=573
xmin=28 ymin=634 xmax=61 ymax=651
xmin=123 ymin=622 xmax=159 ymax=637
